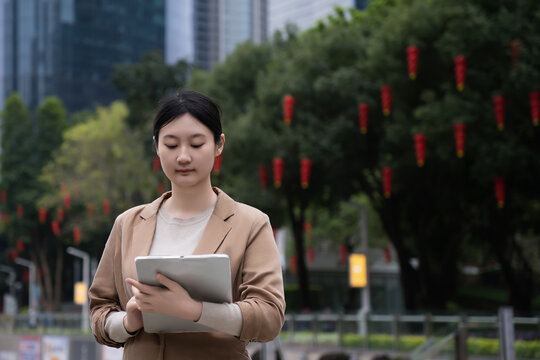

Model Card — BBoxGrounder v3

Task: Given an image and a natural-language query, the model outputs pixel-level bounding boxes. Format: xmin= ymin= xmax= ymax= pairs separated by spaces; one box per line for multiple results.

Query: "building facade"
xmin=267 ymin=0 xmax=368 ymax=36
xmin=1 ymin=0 xmax=165 ymax=112
xmin=165 ymin=0 xmax=267 ymax=70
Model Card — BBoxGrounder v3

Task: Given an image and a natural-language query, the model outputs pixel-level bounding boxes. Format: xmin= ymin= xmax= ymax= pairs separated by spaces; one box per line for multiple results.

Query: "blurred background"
xmin=0 ymin=0 xmax=539 ymax=359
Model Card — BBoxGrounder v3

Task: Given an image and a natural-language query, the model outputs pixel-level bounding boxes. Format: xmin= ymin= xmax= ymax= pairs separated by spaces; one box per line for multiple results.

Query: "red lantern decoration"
xmin=358 ymin=103 xmax=369 ymax=134
xmin=307 ymin=247 xmax=315 ymax=264
xmin=453 ymin=123 xmax=466 ymax=158
xmin=213 ymin=154 xmax=223 ymax=174
xmin=152 ymin=156 xmax=161 ymax=172
xmin=300 ymin=158 xmax=312 ymax=189
xmin=259 ymin=165 xmax=268 ymax=188
xmin=381 ymin=85 xmax=392 ymax=116
xmin=57 ymin=207 xmax=65 ymax=222
xmin=510 ymin=40 xmax=522 ymax=67
xmin=87 ymin=203 xmax=95 ymax=218
xmin=339 ymin=245 xmax=348 ymax=265
xmin=454 ymin=55 xmax=466 ymax=91
xmin=157 ymin=182 xmax=165 ymax=195
xmin=102 ymin=199 xmax=111 ymax=216
xmin=414 ymin=133 xmax=426 ymax=167
xmin=0 ymin=190 xmax=6 ymax=203
xmin=63 ymin=194 xmax=71 ymax=210
xmin=16 ymin=238 xmax=24 ymax=252
xmin=384 ymin=245 xmax=391 ymax=264
xmin=283 ymin=95 xmax=295 ymax=125
xmin=493 ymin=95 xmax=505 ymax=131
xmin=494 ymin=177 xmax=505 ymax=208
xmin=73 ymin=227 xmax=81 ymax=244
xmin=39 ymin=207 xmax=47 ymax=224
xmin=530 ymin=91 xmax=539 ymax=126
xmin=17 ymin=204 xmax=24 ymax=219
xmin=406 ymin=45 xmax=419 ymax=80
xmin=289 ymin=255 xmax=297 ymax=275
xmin=51 ymin=220 xmax=60 ymax=236
xmin=5 ymin=250 xmax=15 ymax=262
xmin=303 ymin=221 xmax=312 ymax=233
xmin=382 ymin=167 xmax=393 ymax=198
xmin=273 ymin=158 xmax=284 ymax=188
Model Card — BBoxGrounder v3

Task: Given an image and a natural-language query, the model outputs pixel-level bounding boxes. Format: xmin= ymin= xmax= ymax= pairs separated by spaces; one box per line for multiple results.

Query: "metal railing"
xmin=280 ymin=311 xmax=540 ymax=359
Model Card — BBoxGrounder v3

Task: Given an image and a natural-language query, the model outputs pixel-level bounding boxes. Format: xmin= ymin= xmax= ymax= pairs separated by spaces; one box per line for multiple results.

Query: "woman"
xmin=89 ymin=89 xmax=285 ymax=359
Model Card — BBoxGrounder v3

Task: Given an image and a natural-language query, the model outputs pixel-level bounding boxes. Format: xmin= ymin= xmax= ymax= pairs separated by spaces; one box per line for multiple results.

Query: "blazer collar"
xmin=133 ymin=187 xmax=235 ymax=256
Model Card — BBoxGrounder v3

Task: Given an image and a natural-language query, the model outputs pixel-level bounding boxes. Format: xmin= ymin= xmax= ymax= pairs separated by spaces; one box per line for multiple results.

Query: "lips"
xmin=176 ymin=169 xmax=194 ymax=173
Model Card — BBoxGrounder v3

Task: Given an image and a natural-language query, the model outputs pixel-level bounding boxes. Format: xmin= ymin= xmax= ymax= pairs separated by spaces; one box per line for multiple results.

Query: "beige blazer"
xmin=89 ymin=188 xmax=285 ymax=360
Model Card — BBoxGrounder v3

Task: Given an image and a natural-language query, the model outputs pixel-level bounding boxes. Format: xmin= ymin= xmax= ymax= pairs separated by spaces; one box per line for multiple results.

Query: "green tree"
xmin=38 ymin=101 xmax=156 ymax=310
xmin=0 ymin=93 xmax=38 ymax=280
xmin=189 ymin=0 xmax=540 ymax=312
xmin=0 ymin=94 xmax=69 ymax=311
xmin=111 ymin=50 xmax=192 ymax=131
xmin=33 ymin=96 xmax=68 ymax=310
xmin=1 ymin=93 xmax=36 ymax=212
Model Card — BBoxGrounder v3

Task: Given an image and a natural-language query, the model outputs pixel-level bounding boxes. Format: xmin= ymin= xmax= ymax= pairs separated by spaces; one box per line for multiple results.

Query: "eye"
xmin=165 ymin=144 xmax=177 ymax=149
xmin=191 ymin=143 xmax=204 ymax=148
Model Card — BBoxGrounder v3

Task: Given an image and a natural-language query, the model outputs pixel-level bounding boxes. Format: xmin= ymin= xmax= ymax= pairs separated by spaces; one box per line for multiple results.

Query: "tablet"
xmin=134 ymin=254 xmax=232 ymax=333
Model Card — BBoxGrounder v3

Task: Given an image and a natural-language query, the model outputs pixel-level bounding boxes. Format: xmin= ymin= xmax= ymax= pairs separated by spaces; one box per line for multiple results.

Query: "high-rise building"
xmin=165 ymin=0 xmax=267 ymax=70
xmin=1 ymin=0 xmax=165 ymax=112
xmin=0 ymin=0 xmax=6 ymax=110
xmin=267 ymin=0 xmax=368 ymax=36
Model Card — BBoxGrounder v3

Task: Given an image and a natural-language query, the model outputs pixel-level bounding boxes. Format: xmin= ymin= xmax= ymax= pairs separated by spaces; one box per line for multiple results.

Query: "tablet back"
xmin=134 ymin=254 xmax=232 ymax=333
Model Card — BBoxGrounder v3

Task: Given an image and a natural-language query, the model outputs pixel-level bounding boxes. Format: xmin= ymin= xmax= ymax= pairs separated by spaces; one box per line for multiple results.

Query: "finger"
xmin=155 ymin=273 xmax=178 ymax=290
xmin=126 ymin=278 xmax=154 ymax=295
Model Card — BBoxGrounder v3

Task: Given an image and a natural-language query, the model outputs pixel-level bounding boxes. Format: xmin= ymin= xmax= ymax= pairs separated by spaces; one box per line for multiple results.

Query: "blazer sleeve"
xmin=236 ymin=213 xmax=285 ymax=342
xmin=89 ymin=216 xmax=125 ymax=348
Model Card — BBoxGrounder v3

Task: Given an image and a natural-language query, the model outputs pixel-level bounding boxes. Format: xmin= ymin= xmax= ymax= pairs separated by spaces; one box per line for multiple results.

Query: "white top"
xmin=105 ymin=201 xmax=243 ymax=343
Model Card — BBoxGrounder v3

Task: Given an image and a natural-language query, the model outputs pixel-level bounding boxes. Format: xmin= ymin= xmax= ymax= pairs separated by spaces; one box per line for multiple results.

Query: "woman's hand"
xmin=125 ymin=274 xmax=203 ymax=322
xmin=123 ymin=293 xmax=143 ymax=334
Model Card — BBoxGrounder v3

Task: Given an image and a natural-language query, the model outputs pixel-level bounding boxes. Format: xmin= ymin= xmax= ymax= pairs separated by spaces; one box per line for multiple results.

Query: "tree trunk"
xmin=37 ymin=246 xmax=54 ymax=312
xmin=378 ymin=196 xmax=421 ymax=311
xmin=286 ymin=194 xmax=311 ymax=310
xmin=54 ymin=239 xmax=64 ymax=311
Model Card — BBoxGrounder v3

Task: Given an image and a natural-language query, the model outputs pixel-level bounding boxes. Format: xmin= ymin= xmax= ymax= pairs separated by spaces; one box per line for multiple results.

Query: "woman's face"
xmin=155 ymin=113 xmax=224 ymax=190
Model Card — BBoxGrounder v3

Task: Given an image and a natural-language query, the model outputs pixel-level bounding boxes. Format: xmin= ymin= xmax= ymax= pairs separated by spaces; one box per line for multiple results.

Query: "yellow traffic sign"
xmin=349 ymin=254 xmax=367 ymax=288
xmin=74 ymin=282 xmax=88 ymax=304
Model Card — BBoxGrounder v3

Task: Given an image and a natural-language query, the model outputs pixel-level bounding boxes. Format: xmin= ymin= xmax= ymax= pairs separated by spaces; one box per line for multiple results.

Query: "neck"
xmin=166 ymin=180 xmax=217 ymax=219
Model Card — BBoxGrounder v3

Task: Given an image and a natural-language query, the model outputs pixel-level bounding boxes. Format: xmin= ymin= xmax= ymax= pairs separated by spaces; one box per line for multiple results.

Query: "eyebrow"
xmin=162 ymin=134 xmax=206 ymax=140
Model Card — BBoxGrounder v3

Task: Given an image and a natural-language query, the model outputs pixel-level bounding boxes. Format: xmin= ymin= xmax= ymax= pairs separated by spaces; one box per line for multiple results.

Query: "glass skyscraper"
xmin=165 ymin=0 xmax=267 ymax=70
xmin=1 ymin=0 xmax=165 ymax=112
xmin=267 ymin=0 xmax=368 ymax=36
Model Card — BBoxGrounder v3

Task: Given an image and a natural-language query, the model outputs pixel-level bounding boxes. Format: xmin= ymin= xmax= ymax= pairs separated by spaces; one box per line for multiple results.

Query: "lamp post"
xmin=14 ymin=258 xmax=37 ymax=327
xmin=67 ymin=246 xmax=90 ymax=331
xmin=0 ymin=265 xmax=16 ymax=296
xmin=0 ymin=265 xmax=17 ymax=316
xmin=348 ymin=202 xmax=371 ymax=336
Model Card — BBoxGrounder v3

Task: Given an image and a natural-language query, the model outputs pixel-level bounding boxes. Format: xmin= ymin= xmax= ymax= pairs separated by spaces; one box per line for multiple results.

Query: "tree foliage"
xmin=189 ymin=0 xmax=540 ymax=312
xmin=111 ymin=50 xmax=191 ymax=131
xmin=35 ymin=101 xmax=156 ymax=309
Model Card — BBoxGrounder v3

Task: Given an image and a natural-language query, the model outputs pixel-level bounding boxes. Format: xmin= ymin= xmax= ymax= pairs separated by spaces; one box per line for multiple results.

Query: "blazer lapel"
xmin=192 ymin=188 xmax=235 ymax=255
xmin=124 ymin=193 xmax=169 ymax=280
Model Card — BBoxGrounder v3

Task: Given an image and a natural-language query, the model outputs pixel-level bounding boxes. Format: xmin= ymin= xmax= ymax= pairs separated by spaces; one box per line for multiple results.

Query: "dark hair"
xmin=153 ymin=89 xmax=223 ymax=144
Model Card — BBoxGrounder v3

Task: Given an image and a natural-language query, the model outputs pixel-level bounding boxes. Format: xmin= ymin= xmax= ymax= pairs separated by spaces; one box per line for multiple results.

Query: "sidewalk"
xmin=248 ymin=343 xmax=397 ymax=360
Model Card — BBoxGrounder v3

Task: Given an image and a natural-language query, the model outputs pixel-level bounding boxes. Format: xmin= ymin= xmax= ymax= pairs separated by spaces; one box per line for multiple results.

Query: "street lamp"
xmin=0 ymin=265 xmax=17 ymax=315
xmin=348 ymin=201 xmax=371 ymax=336
xmin=14 ymin=258 xmax=38 ymax=327
xmin=0 ymin=265 xmax=16 ymax=296
xmin=66 ymin=246 xmax=90 ymax=331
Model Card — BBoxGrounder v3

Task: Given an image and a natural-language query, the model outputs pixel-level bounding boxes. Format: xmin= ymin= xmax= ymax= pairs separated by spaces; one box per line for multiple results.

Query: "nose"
xmin=176 ymin=146 xmax=191 ymax=163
